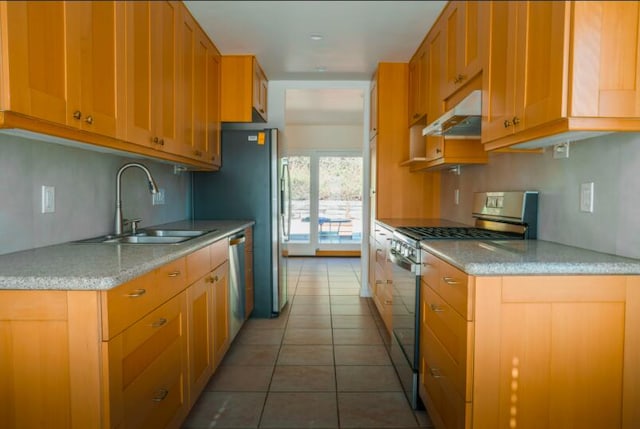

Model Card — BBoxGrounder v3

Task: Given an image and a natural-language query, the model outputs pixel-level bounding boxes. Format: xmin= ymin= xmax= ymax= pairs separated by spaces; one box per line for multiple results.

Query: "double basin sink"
xmin=74 ymin=229 xmax=216 ymax=245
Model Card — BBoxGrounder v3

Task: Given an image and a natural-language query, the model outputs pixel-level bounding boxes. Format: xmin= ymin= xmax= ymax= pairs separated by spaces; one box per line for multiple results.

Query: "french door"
xmin=287 ymin=151 xmax=363 ymax=256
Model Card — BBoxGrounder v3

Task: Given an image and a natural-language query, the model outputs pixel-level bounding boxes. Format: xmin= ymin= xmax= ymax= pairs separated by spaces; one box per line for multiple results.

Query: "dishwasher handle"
xmin=229 ymin=235 xmax=245 ymax=246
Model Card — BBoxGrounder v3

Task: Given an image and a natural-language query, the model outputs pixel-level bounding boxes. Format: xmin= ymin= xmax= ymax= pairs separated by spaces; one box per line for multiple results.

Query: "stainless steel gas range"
xmin=388 ymin=191 xmax=539 ymax=409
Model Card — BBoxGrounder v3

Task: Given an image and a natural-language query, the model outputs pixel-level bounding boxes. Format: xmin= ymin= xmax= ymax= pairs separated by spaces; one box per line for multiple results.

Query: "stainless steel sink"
xmin=72 ymin=229 xmax=216 ymax=245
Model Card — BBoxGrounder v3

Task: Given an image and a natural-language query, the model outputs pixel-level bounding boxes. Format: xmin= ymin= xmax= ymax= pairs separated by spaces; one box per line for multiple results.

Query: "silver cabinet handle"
xmin=72 ymin=110 xmax=82 ymax=120
xmin=443 ymin=277 xmax=460 ymax=286
xmin=167 ymin=271 xmax=181 ymax=277
xmin=126 ymin=288 xmax=146 ymax=298
xmin=151 ymin=318 xmax=168 ymax=328
xmin=84 ymin=115 xmax=93 ymax=125
xmin=152 ymin=388 xmax=169 ymax=402
xmin=430 ymin=304 xmax=445 ymax=313
xmin=429 ymin=367 xmax=442 ymax=378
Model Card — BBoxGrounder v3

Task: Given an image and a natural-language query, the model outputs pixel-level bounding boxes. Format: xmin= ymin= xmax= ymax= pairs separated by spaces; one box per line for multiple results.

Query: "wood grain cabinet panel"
xmin=441 ymin=1 xmax=484 ymax=100
xmin=482 ymin=0 xmax=640 ymax=150
xmin=419 ymin=251 xmax=640 ymax=429
xmin=0 ymin=1 xmax=121 ymax=137
xmin=221 ymin=55 xmax=268 ymax=123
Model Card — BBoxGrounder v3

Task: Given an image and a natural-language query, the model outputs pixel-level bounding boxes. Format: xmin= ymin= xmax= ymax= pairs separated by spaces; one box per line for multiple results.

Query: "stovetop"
xmin=395 ymin=226 xmax=523 ymax=242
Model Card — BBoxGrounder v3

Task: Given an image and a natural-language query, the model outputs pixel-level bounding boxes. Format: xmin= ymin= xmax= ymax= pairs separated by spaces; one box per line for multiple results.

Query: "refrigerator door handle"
xmin=283 ymin=161 xmax=292 ymax=241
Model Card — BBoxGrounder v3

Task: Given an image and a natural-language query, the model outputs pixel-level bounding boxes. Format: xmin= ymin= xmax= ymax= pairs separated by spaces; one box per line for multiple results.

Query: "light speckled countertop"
xmin=0 ymin=220 xmax=254 ymax=290
xmin=421 ymin=239 xmax=640 ymax=276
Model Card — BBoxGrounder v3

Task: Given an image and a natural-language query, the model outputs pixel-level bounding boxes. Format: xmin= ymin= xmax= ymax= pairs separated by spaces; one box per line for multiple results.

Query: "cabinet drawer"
xmin=210 ymin=238 xmax=229 ymax=269
xmin=422 ymin=284 xmax=472 ymax=400
xmin=186 ymin=245 xmax=211 ymax=285
xmin=102 ymin=258 xmax=187 ymax=340
xmin=422 ymin=252 xmax=470 ymax=319
xmin=107 ymin=291 xmax=188 ymax=429
xmin=421 ymin=325 xmax=469 ymax=429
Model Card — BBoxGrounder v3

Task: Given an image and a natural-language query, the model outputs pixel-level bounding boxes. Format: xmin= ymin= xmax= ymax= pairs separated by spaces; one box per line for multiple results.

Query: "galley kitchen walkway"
xmin=182 ymin=256 xmax=433 ymax=429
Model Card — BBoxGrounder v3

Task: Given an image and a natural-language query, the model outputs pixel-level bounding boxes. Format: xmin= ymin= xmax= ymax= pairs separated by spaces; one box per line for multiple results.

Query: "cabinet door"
xmin=187 ymin=275 xmax=214 ymax=406
xmin=124 ymin=1 xmax=153 ymax=146
xmin=369 ymin=75 xmax=378 ymax=139
xmin=442 ymin=1 xmax=483 ymax=98
xmin=427 ymin=23 xmax=445 ymax=122
xmin=409 ymin=44 xmax=428 ymax=125
xmin=514 ymin=1 xmax=567 ymax=132
xmin=252 ymin=58 xmax=268 ymax=121
xmin=482 ymin=1 xmax=515 ymax=143
xmin=208 ymin=46 xmax=222 ymax=168
xmin=66 ymin=1 xmax=120 ymax=138
xmin=178 ymin=8 xmax=196 ymax=158
xmin=151 ymin=0 xmax=179 ymax=153
xmin=571 ymin=1 xmax=640 ymax=118
xmin=191 ymin=26 xmax=209 ymax=162
xmin=2 ymin=1 xmax=68 ymax=125
xmin=212 ymin=261 xmax=229 ymax=368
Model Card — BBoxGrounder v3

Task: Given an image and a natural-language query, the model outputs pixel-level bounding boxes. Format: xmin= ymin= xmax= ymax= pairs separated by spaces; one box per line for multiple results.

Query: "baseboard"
xmin=314 ymin=250 xmax=361 ymax=257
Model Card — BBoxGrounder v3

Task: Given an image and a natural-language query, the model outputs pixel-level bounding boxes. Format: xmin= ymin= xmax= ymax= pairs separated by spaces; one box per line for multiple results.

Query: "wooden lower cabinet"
xmin=369 ymin=223 xmax=393 ymax=334
xmin=105 ymin=291 xmax=189 ymax=429
xmin=0 ymin=237 xmax=241 ymax=429
xmin=419 ymin=253 xmax=640 ymax=429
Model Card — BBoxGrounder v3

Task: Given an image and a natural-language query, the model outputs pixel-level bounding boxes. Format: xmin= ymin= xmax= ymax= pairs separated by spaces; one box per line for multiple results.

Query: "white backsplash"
xmin=0 ymin=134 xmax=191 ymax=255
xmin=439 ymin=132 xmax=640 ymax=259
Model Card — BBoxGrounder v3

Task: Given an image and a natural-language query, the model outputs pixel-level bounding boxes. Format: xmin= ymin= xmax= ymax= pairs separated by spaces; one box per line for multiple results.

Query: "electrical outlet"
xmin=152 ymin=188 xmax=165 ymax=205
xmin=580 ymin=182 xmax=594 ymax=213
xmin=553 ymin=142 xmax=570 ymax=159
xmin=454 ymin=189 xmax=460 ymax=205
xmin=41 ymin=185 xmax=55 ymax=213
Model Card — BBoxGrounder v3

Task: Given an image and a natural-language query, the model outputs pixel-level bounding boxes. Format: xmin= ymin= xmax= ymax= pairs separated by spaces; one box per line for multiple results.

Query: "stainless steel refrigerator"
xmin=192 ymin=129 xmax=290 ymax=318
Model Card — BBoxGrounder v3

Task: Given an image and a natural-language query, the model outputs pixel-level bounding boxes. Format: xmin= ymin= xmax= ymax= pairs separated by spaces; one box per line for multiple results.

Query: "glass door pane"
xmin=318 ymin=156 xmax=362 ymax=246
xmin=288 ymin=156 xmax=311 ymax=244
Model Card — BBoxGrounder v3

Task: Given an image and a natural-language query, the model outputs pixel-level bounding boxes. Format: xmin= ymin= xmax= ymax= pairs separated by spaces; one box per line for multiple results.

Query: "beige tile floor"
xmin=182 ymin=257 xmax=433 ymax=429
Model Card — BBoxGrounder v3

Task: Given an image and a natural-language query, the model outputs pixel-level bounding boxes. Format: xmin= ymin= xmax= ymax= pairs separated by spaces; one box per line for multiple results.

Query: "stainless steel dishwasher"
xmin=228 ymin=232 xmax=246 ymax=342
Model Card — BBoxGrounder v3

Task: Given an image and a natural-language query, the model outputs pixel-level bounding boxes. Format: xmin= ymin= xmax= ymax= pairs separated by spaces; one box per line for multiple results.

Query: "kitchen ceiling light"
xmin=309 ymin=33 xmax=324 ymax=41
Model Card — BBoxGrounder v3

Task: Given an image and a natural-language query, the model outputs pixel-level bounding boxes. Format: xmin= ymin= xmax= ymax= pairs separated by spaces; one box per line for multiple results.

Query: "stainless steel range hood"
xmin=422 ymin=90 xmax=481 ymax=139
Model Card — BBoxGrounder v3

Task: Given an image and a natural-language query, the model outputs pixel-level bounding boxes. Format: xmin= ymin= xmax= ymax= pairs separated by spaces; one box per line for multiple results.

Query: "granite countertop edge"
xmin=0 ymin=220 xmax=255 ymax=291
xmin=421 ymin=240 xmax=640 ymax=276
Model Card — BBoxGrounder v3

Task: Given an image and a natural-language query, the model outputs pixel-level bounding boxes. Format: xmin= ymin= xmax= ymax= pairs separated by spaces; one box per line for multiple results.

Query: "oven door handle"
xmin=388 ymin=249 xmax=418 ymax=272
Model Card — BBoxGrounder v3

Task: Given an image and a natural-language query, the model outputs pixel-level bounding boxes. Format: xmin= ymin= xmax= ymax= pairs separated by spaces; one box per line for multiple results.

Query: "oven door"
xmin=388 ymin=248 xmax=422 ymax=409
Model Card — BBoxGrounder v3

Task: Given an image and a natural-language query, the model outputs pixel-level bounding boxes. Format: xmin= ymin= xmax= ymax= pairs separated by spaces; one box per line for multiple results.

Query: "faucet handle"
xmin=123 ymin=218 xmax=142 ymax=235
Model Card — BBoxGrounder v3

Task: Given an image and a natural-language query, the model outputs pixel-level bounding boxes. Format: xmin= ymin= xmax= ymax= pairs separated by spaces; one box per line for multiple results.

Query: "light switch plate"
xmin=580 ymin=182 xmax=594 ymax=213
xmin=41 ymin=185 xmax=55 ymax=213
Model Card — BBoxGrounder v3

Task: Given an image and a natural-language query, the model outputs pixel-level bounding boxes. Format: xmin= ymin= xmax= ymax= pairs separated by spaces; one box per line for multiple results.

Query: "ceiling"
xmin=184 ymin=1 xmax=447 ymax=125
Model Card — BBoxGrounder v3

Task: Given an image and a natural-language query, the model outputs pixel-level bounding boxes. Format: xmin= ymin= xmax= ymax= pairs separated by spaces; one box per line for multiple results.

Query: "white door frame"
xmin=287 ymin=149 xmax=363 ymax=256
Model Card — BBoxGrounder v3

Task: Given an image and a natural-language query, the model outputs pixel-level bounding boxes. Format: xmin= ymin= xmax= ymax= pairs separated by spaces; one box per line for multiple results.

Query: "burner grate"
xmin=396 ymin=226 xmax=522 ymax=241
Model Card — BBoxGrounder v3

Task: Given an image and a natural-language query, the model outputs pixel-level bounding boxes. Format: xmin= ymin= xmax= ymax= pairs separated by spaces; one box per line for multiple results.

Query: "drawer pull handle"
xmin=126 ymin=289 xmax=146 ymax=298
xmin=443 ymin=277 xmax=460 ymax=286
xmin=206 ymin=275 xmax=219 ymax=283
xmin=167 ymin=270 xmax=181 ymax=277
xmin=151 ymin=318 xmax=168 ymax=328
xmin=384 ymin=300 xmax=392 ymax=305
xmin=430 ymin=304 xmax=445 ymax=313
xmin=429 ymin=367 xmax=442 ymax=378
xmin=152 ymin=388 xmax=169 ymax=402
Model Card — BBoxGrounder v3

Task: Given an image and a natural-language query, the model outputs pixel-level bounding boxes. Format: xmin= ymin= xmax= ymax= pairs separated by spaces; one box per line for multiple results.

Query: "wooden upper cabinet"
xmin=253 ymin=58 xmax=268 ymax=121
xmin=221 ymin=55 xmax=268 ymax=122
xmin=369 ymin=73 xmax=378 ymax=139
xmin=208 ymin=48 xmax=222 ymax=168
xmin=570 ymin=1 xmax=640 ymax=118
xmin=483 ymin=1 xmax=640 ymax=150
xmin=426 ymin=23 xmax=445 ymax=122
xmin=125 ymin=1 xmax=179 ymax=152
xmin=441 ymin=1 xmax=484 ymax=99
xmin=408 ymin=42 xmax=428 ymax=125
xmin=0 ymin=1 xmax=120 ymax=137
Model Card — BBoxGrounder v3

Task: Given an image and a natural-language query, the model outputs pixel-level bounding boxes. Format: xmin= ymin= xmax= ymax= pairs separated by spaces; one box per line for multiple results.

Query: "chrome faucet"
xmin=114 ymin=163 xmax=159 ymax=235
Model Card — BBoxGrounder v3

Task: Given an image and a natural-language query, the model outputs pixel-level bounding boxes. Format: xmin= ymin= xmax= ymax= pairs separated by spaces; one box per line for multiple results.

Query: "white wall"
xmin=439 ymin=132 xmax=640 ymax=259
xmin=286 ymin=124 xmax=363 ymax=152
xmin=0 ymin=134 xmax=191 ymax=255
